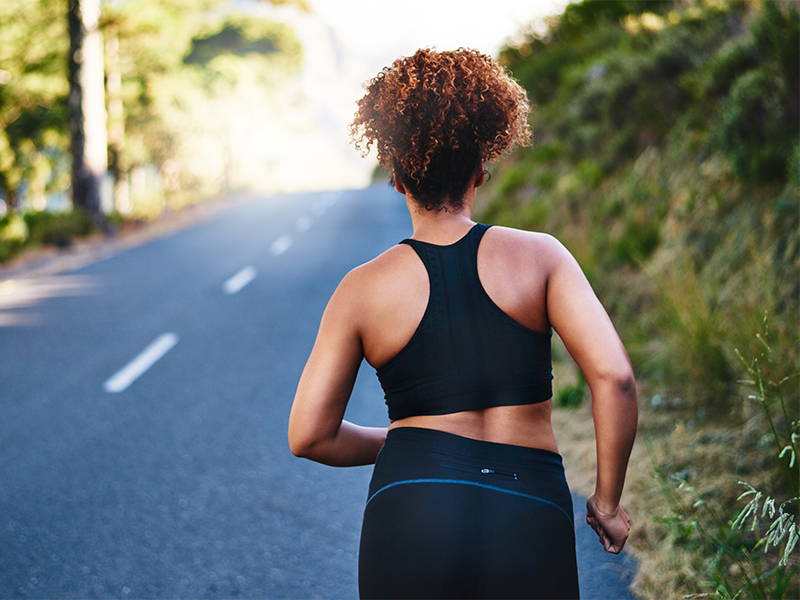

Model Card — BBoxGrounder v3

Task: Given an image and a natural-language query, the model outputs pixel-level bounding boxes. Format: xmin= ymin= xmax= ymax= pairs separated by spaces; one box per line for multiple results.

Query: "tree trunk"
xmin=106 ymin=34 xmax=130 ymax=214
xmin=67 ymin=0 xmax=107 ymax=227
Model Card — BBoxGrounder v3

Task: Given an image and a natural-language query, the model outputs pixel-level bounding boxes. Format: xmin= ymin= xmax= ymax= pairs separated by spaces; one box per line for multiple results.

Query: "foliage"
xmin=501 ymin=0 xmax=677 ymax=109
xmin=486 ymin=0 xmax=799 ymax=411
xmin=0 ymin=213 xmax=28 ymax=262
xmin=554 ymin=370 xmax=586 ymax=408
xmin=648 ymin=323 xmax=799 ymax=599
xmin=0 ymin=0 xmax=70 ymax=208
xmin=23 ymin=209 xmax=95 ymax=247
xmin=733 ymin=483 xmax=798 ymax=568
xmin=734 ymin=319 xmax=800 ymax=503
xmin=0 ymin=0 xmax=304 ymax=218
xmin=486 ymin=2 xmax=799 ymax=596
xmin=101 ymin=0 xmax=302 ymax=209
xmin=706 ymin=2 xmax=800 ymax=183
xmin=185 ymin=16 xmax=284 ymax=66
xmin=654 ymin=473 xmax=798 ymax=599
xmin=0 ymin=208 xmax=96 ymax=261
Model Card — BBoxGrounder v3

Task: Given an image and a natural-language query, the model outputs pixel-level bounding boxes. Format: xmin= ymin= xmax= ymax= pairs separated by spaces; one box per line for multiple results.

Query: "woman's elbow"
xmin=288 ymin=436 xmax=309 ymax=459
xmin=590 ymin=365 xmax=638 ymax=403
xmin=616 ymin=372 xmax=637 ymax=402
xmin=288 ymin=424 xmax=320 ymax=459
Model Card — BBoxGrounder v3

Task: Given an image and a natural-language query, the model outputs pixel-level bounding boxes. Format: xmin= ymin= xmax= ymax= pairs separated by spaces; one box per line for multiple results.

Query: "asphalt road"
xmin=0 ymin=185 xmax=635 ymax=599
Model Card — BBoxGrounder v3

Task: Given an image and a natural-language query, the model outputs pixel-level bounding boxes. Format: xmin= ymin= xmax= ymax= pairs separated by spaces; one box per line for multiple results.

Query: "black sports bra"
xmin=376 ymin=223 xmax=553 ymax=421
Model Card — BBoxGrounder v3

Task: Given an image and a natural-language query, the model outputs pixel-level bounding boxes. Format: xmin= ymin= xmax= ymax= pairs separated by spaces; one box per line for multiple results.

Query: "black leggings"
xmin=359 ymin=427 xmax=579 ymax=599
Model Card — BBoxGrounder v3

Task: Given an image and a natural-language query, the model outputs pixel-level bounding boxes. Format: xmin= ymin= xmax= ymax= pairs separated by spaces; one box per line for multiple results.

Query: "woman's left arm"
xmin=288 ymin=270 xmax=388 ymax=466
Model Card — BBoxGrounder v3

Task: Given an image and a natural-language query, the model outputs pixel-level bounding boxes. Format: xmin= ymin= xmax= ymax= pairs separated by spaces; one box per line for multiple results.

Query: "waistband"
xmin=383 ymin=426 xmax=564 ymax=471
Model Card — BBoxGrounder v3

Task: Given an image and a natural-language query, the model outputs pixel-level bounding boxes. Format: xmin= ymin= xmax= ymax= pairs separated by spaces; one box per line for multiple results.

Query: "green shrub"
xmin=651 ymin=323 xmax=799 ymax=599
xmin=704 ymin=37 xmax=759 ymax=96
xmin=612 ymin=217 xmax=660 ymax=265
xmin=554 ymin=371 xmax=586 ymax=408
xmin=530 ymin=143 xmax=564 ymax=163
xmin=522 ymin=201 xmax=550 ymax=230
xmin=534 ymin=169 xmax=558 ymax=191
xmin=707 ymin=2 xmax=799 ymax=184
xmin=0 ymin=213 xmax=28 ymax=262
xmin=711 ymin=67 xmax=796 ymax=183
xmin=23 ymin=209 xmax=94 ymax=247
xmin=575 ymin=158 xmax=604 ymax=190
xmin=498 ymin=165 xmax=528 ymax=197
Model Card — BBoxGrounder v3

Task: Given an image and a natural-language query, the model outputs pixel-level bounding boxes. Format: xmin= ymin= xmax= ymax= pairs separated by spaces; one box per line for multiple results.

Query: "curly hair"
xmin=349 ymin=48 xmax=531 ymax=210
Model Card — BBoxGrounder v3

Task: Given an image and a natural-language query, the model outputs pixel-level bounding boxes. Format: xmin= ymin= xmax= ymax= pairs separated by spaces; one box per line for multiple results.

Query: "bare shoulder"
xmin=328 ymin=244 xmax=422 ymax=314
xmin=329 ymin=243 xmax=426 ymax=359
xmin=341 ymin=244 xmax=418 ymax=291
xmin=483 ymin=225 xmax=572 ymax=268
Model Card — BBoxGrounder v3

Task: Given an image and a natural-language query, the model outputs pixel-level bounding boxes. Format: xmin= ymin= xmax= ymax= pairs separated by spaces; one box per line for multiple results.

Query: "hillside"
xmin=484 ymin=1 xmax=799 ymax=597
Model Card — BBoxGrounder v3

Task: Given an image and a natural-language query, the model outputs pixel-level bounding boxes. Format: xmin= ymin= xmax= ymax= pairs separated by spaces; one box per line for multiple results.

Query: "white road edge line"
xmin=103 ymin=333 xmax=179 ymax=393
xmin=223 ymin=266 xmax=257 ymax=294
xmin=271 ymin=235 xmax=292 ymax=256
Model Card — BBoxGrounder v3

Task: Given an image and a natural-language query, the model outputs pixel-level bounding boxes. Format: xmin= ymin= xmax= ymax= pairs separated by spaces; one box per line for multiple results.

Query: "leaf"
xmin=762 ymin=497 xmax=776 ymax=519
xmin=778 ymin=445 xmax=796 ymax=468
xmin=780 ymin=524 xmax=798 ymax=567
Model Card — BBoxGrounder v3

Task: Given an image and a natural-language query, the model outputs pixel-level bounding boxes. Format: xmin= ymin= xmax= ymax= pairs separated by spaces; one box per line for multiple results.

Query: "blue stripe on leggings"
xmin=366 ymin=478 xmax=573 ymax=522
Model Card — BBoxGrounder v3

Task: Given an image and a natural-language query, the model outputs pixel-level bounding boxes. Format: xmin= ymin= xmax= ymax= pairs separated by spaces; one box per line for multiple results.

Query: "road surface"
xmin=0 ymin=185 xmax=636 ymax=598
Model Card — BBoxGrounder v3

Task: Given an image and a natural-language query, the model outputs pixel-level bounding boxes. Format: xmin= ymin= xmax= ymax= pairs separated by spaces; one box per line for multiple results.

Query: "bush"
xmin=0 ymin=213 xmax=28 ymax=262
xmin=483 ymin=2 xmax=800 ymax=597
xmin=711 ymin=67 xmax=796 ymax=183
xmin=554 ymin=371 xmax=586 ymax=408
xmin=23 ymin=209 xmax=95 ymax=247
xmin=498 ymin=164 xmax=529 ymax=197
xmin=650 ymin=322 xmax=799 ymax=599
xmin=612 ymin=216 xmax=660 ymax=265
xmin=707 ymin=2 xmax=799 ymax=183
xmin=575 ymin=159 xmax=604 ymax=190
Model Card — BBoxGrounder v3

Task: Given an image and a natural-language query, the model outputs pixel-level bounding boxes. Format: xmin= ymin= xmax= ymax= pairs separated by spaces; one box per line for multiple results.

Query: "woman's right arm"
xmin=543 ymin=236 xmax=638 ymax=554
xmin=288 ymin=268 xmax=388 ymax=467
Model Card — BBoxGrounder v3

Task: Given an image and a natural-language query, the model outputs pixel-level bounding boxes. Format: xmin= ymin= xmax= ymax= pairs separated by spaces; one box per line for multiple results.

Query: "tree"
xmin=99 ymin=0 xmax=303 ymax=210
xmin=0 ymin=0 xmax=69 ymax=211
xmin=0 ymin=0 xmax=306 ymax=219
xmin=67 ymin=0 xmax=107 ymax=225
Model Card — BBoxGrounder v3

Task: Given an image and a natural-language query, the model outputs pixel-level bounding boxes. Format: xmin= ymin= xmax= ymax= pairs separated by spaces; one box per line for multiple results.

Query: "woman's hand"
xmin=585 ymin=493 xmax=631 ymax=554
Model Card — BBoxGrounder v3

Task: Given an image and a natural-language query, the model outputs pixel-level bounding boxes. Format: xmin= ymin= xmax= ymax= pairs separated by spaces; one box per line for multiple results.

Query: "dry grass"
xmin=553 ymin=390 xmax=797 ymax=599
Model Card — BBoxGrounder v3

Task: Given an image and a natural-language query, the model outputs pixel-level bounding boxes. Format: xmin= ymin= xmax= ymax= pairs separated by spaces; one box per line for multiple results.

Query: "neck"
xmin=405 ymin=187 xmax=476 ymax=244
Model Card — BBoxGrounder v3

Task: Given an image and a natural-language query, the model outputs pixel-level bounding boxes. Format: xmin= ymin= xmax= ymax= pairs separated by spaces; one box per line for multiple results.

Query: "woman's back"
xmin=356 ymin=222 xmax=554 ymax=368
xmin=339 ymin=218 xmax=563 ymax=450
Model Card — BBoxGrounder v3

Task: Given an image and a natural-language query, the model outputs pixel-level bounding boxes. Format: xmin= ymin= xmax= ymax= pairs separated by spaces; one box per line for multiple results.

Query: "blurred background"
xmin=0 ymin=0 xmax=567 ymax=223
xmin=0 ymin=1 xmax=798 ymax=598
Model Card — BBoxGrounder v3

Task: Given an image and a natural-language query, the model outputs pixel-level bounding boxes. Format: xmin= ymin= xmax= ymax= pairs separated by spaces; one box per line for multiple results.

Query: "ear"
xmin=475 ymin=164 xmax=486 ymax=188
xmin=393 ymin=172 xmax=406 ymax=194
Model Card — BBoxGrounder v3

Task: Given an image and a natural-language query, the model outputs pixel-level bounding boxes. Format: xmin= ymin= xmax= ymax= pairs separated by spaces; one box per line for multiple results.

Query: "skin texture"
xmin=288 ymin=169 xmax=638 ymax=553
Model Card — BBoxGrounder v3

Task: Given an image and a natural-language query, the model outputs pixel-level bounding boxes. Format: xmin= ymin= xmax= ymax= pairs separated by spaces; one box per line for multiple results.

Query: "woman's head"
xmin=349 ymin=48 xmax=531 ymax=210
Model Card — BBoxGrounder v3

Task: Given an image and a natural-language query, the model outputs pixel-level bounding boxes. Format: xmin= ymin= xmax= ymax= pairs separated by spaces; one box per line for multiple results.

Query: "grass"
xmin=550 ymin=324 xmax=799 ymax=599
xmin=552 ymin=390 xmax=797 ymax=599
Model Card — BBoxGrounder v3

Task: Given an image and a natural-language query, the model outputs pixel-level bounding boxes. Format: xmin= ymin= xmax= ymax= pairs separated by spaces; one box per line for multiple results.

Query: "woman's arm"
xmin=543 ymin=236 xmax=638 ymax=553
xmin=288 ymin=269 xmax=388 ymax=466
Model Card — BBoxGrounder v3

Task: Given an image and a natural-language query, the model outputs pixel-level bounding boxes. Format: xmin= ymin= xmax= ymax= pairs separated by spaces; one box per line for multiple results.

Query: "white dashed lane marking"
xmin=102 ymin=194 xmax=342 ymax=392
xmin=104 ymin=333 xmax=179 ymax=393
xmin=222 ymin=266 xmax=257 ymax=294
xmin=271 ymin=235 xmax=293 ymax=256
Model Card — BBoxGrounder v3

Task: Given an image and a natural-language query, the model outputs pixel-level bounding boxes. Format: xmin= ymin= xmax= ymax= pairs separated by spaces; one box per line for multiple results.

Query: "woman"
xmin=288 ymin=48 xmax=637 ymax=599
